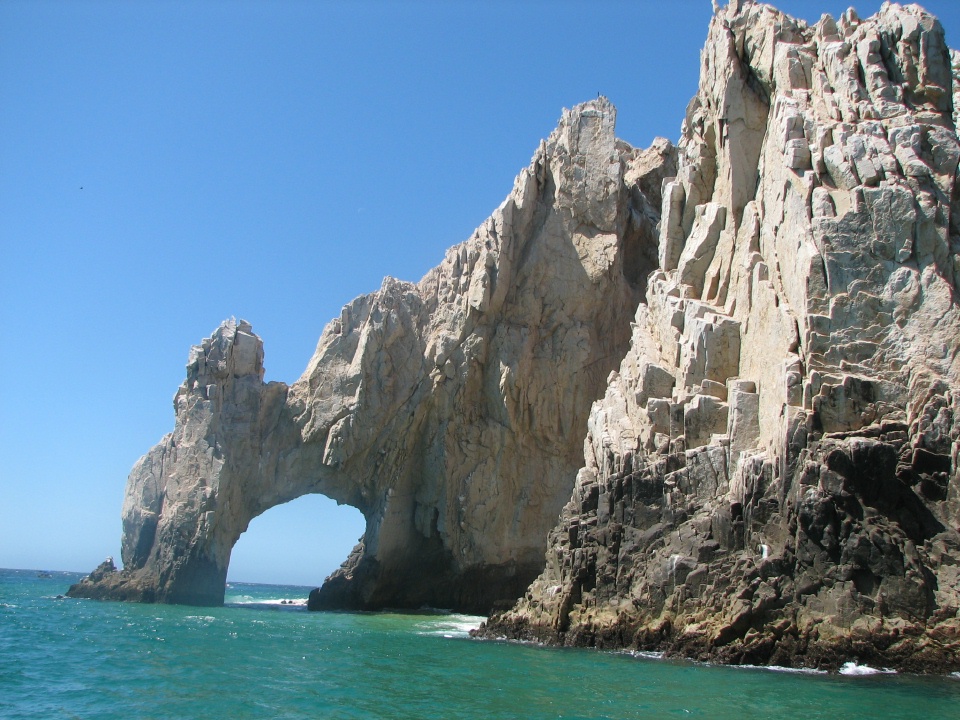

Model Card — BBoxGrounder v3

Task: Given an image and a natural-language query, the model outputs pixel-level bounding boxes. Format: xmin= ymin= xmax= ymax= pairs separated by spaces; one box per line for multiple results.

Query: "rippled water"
xmin=2 ymin=568 xmax=959 ymax=719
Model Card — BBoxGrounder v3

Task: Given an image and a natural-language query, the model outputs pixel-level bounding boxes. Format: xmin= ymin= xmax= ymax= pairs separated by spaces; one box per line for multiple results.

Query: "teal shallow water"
xmin=2 ymin=569 xmax=959 ymax=719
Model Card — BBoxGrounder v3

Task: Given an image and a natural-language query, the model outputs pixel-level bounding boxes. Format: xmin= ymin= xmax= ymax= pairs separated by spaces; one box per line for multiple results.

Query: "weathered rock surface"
xmin=71 ymin=0 xmax=960 ymax=673
xmin=479 ymin=1 xmax=960 ymax=673
xmin=69 ymin=98 xmax=676 ymax=611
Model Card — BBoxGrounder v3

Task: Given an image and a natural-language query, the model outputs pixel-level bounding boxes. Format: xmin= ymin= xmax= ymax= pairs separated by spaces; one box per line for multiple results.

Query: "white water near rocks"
xmin=5 ymin=571 xmax=960 ymax=718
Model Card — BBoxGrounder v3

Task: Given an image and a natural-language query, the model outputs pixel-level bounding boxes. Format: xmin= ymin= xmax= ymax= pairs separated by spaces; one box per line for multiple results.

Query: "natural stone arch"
xmin=68 ymin=99 xmax=678 ymax=610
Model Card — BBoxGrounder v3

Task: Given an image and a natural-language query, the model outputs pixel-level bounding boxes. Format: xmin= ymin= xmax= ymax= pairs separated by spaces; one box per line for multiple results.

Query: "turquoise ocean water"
xmin=2 ymin=568 xmax=959 ymax=719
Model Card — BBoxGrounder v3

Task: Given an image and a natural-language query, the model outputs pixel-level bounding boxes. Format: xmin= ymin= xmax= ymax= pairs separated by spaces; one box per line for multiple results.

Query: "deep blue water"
xmin=2 ymin=568 xmax=959 ymax=719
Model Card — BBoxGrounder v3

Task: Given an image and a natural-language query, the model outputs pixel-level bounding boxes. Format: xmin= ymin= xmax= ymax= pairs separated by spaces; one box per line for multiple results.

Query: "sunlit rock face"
xmin=68 ymin=98 xmax=677 ymax=612
xmin=480 ymin=2 xmax=960 ymax=672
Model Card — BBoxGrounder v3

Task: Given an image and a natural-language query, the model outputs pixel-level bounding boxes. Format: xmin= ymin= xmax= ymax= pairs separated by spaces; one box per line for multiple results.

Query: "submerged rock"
xmin=478 ymin=1 xmax=960 ymax=673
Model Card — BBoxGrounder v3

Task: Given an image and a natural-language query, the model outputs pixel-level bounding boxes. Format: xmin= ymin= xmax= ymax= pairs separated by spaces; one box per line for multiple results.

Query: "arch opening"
xmin=226 ymin=494 xmax=366 ymax=589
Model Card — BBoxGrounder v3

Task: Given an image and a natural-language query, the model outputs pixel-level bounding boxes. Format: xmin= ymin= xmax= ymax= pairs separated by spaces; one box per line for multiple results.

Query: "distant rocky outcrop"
xmin=478 ymin=1 xmax=960 ymax=673
xmin=69 ymin=98 xmax=676 ymax=611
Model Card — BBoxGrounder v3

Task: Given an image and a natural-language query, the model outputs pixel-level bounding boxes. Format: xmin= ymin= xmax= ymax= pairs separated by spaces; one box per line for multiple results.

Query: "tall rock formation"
xmin=480 ymin=1 xmax=960 ymax=672
xmin=70 ymin=0 xmax=960 ymax=672
xmin=68 ymin=99 xmax=677 ymax=611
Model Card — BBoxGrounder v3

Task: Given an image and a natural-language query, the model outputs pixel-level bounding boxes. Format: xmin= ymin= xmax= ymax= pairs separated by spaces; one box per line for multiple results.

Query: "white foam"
xmin=623 ymin=650 xmax=826 ymax=675
xmin=839 ymin=662 xmax=895 ymax=676
xmin=415 ymin=613 xmax=485 ymax=637
xmin=629 ymin=650 xmax=666 ymax=661
xmin=226 ymin=597 xmax=307 ymax=607
xmin=735 ymin=663 xmax=827 ymax=675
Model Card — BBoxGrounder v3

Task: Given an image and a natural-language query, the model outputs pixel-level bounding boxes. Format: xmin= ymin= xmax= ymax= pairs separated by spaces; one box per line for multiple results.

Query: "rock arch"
xmin=69 ymin=99 xmax=677 ymax=610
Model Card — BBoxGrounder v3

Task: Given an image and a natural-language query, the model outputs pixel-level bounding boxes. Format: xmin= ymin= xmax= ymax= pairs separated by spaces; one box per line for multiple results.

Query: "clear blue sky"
xmin=3 ymin=0 xmax=959 ymax=586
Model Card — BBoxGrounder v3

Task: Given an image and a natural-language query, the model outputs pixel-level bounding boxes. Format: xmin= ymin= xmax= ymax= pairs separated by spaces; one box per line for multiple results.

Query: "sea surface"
xmin=2 ymin=568 xmax=959 ymax=719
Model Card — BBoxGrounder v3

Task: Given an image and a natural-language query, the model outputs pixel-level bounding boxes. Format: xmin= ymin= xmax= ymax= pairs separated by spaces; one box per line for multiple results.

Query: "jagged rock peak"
xmin=479 ymin=2 xmax=960 ymax=673
xmin=70 ymin=98 xmax=678 ymax=612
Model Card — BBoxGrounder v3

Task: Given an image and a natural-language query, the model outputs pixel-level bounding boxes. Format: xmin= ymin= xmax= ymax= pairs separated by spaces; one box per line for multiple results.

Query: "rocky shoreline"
xmin=476 ymin=622 xmax=960 ymax=676
xmin=473 ymin=438 xmax=960 ymax=673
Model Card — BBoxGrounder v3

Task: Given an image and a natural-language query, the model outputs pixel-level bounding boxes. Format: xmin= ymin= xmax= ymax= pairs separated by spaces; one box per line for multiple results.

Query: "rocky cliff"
xmin=69 ymin=98 xmax=677 ymax=611
xmin=70 ymin=0 xmax=960 ymax=673
xmin=479 ymin=1 xmax=960 ymax=673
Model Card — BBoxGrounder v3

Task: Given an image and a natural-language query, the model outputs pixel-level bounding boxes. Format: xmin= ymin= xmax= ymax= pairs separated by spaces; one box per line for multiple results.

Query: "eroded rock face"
xmin=479 ymin=2 xmax=960 ymax=672
xmin=69 ymin=98 xmax=677 ymax=612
